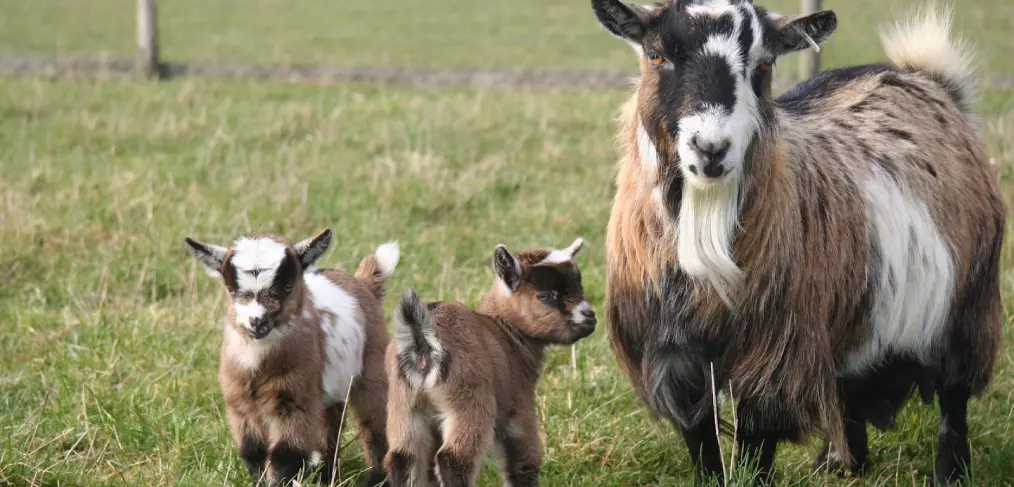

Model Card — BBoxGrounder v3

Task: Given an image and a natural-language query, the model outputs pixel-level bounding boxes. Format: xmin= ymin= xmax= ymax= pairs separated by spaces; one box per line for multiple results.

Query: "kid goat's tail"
xmin=355 ymin=241 xmax=400 ymax=300
xmin=392 ymin=290 xmax=446 ymax=388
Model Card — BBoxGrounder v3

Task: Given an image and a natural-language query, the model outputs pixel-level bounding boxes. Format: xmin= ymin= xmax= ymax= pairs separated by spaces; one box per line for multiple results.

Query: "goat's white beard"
xmin=676 ymin=175 xmax=743 ymax=307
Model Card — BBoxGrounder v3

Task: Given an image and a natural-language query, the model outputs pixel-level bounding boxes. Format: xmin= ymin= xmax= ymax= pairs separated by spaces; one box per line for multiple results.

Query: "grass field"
xmin=1 ymin=0 xmax=1013 ymax=486
xmin=1 ymin=0 xmax=1013 ymax=76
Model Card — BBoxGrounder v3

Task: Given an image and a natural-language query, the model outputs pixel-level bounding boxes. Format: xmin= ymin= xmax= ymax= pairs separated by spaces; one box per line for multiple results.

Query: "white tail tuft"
xmin=374 ymin=241 xmax=400 ymax=277
xmin=880 ymin=4 xmax=976 ymax=113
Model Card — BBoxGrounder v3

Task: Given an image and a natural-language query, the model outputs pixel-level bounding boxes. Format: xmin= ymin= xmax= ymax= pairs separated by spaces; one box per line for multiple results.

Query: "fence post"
xmin=137 ymin=0 xmax=161 ymax=78
xmin=798 ymin=0 xmax=820 ymax=80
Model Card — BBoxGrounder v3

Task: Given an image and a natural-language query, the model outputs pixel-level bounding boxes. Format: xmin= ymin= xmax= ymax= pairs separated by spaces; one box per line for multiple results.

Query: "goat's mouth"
xmin=566 ymin=320 xmax=597 ymax=343
xmin=247 ymin=324 xmax=272 ymax=340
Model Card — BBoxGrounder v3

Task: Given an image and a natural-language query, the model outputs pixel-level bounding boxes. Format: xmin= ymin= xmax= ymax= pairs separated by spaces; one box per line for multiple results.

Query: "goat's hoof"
xmin=812 ymin=446 xmax=867 ymax=476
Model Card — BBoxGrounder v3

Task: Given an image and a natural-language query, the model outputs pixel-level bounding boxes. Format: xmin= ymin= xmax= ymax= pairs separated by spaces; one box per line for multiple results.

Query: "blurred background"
xmin=0 ymin=1 xmax=1011 ymax=486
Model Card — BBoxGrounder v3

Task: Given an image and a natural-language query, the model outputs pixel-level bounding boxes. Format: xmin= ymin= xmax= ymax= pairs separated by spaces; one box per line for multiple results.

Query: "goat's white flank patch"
xmin=676 ymin=175 xmax=743 ymax=306
xmin=304 ymin=271 xmax=365 ymax=406
xmin=842 ymin=173 xmax=956 ymax=375
xmin=374 ymin=242 xmax=401 ymax=277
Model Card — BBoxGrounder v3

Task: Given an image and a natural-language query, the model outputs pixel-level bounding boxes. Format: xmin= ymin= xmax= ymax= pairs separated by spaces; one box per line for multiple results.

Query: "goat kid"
xmin=383 ymin=239 xmax=597 ymax=487
xmin=186 ymin=229 xmax=398 ymax=486
xmin=593 ymin=1 xmax=1004 ymax=485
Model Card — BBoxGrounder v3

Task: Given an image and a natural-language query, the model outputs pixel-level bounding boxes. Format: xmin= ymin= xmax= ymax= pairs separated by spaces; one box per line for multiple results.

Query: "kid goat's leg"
xmin=228 ymin=410 xmax=270 ymax=485
xmin=496 ymin=407 xmax=543 ymax=487
xmin=434 ymin=403 xmax=495 ymax=487
xmin=321 ymin=403 xmax=346 ymax=486
xmin=385 ymin=382 xmax=437 ymax=487
xmin=350 ymin=374 xmax=392 ymax=487
xmin=266 ymin=396 xmax=327 ymax=487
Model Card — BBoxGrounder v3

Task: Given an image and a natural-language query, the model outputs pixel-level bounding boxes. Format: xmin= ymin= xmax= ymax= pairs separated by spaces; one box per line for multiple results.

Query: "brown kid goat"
xmin=383 ymin=239 xmax=597 ymax=487
xmin=186 ymin=229 xmax=397 ymax=487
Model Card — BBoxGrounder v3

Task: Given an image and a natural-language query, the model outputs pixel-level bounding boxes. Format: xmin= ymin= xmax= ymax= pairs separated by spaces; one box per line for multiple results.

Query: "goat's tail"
xmin=392 ymin=290 xmax=446 ymax=388
xmin=880 ymin=4 xmax=977 ymax=115
xmin=355 ymin=241 xmax=400 ymax=300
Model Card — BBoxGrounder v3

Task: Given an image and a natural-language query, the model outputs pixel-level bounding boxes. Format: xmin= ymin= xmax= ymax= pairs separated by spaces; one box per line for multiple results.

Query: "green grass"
xmin=1 ymin=0 xmax=1012 ymax=75
xmin=0 ymin=77 xmax=1012 ymax=486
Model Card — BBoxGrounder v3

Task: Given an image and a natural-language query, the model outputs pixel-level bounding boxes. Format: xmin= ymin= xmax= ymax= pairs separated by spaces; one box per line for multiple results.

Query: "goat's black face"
xmin=184 ymin=229 xmax=333 ymax=341
xmin=592 ymin=0 xmax=836 ymax=186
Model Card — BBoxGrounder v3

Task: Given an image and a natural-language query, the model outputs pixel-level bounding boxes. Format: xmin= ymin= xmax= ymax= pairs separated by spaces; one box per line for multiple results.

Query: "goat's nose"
xmin=690 ymin=135 xmax=731 ymax=164
xmin=581 ymin=308 xmax=596 ymax=319
xmin=249 ymin=317 xmax=262 ymax=328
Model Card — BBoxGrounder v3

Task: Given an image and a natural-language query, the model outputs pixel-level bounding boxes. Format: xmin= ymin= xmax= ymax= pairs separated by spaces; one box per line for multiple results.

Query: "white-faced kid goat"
xmin=186 ymin=229 xmax=398 ymax=486
xmin=383 ymin=239 xmax=597 ymax=487
xmin=593 ymin=0 xmax=1004 ymax=484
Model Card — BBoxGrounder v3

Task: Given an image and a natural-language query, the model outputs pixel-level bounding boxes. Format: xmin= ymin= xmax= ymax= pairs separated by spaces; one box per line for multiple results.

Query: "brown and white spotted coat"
xmin=593 ymin=0 xmax=1005 ymax=484
xmin=186 ymin=229 xmax=398 ymax=486
xmin=383 ymin=240 xmax=597 ymax=487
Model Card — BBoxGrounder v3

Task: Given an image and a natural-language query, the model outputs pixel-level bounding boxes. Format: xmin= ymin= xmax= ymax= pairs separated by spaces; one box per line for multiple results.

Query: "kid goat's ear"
xmin=185 ymin=237 xmax=228 ymax=277
xmin=765 ymin=10 xmax=837 ymax=56
xmin=493 ymin=244 xmax=522 ymax=292
xmin=564 ymin=237 xmax=585 ymax=259
xmin=294 ymin=228 xmax=332 ymax=269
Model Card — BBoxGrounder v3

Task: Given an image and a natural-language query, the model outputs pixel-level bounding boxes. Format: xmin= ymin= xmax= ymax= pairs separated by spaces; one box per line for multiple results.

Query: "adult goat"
xmin=592 ymin=0 xmax=1005 ymax=484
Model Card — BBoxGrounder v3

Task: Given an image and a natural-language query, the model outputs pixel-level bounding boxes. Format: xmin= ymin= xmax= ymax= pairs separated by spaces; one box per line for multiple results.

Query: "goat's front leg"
xmin=266 ymin=393 xmax=327 ymax=487
xmin=225 ymin=407 xmax=270 ymax=485
xmin=495 ymin=407 xmax=543 ymax=487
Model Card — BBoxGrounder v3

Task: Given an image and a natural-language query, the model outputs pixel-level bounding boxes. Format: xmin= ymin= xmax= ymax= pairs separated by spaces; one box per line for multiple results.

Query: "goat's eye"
xmin=756 ymin=63 xmax=772 ymax=73
xmin=648 ymin=54 xmax=665 ymax=66
xmin=284 ymin=284 xmax=293 ymax=293
xmin=537 ymin=291 xmax=558 ymax=304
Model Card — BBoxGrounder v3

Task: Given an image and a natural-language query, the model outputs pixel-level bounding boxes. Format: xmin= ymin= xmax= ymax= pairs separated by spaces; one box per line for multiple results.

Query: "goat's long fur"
xmin=605 ymin=5 xmax=1004 ymax=479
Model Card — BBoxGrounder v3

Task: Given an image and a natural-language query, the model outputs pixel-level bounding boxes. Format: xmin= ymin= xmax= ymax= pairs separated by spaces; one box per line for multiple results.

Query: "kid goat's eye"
xmin=648 ymin=54 xmax=665 ymax=66
xmin=756 ymin=63 xmax=772 ymax=73
xmin=537 ymin=291 xmax=559 ymax=303
xmin=284 ymin=284 xmax=293 ymax=293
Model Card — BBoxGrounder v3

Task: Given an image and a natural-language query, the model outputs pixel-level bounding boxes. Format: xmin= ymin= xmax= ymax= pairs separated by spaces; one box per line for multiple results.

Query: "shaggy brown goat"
xmin=383 ymin=239 xmax=596 ymax=487
xmin=592 ymin=1 xmax=1004 ymax=485
xmin=186 ymin=229 xmax=398 ymax=486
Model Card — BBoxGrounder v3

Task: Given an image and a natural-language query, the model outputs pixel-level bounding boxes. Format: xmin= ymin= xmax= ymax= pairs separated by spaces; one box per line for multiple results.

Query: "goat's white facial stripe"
xmin=702 ymin=34 xmax=744 ymax=73
xmin=231 ymin=237 xmax=287 ymax=294
xmin=234 ymin=300 xmax=266 ymax=330
xmin=686 ymin=0 xmax=738 ymax=18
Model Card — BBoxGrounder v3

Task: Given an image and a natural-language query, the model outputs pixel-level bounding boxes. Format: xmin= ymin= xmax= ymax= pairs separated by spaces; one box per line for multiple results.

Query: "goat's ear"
xmin=185 ymin=238 xmax=228 ymax=277
xmin=294 ymin=228 xmax=332 ymax=269
xmin=765 ymin=10 xmax=837 ymax=56
xmin=564 ymin=238 xmax=585 ymax=259
xmin=592 ymin=0 xmax=655 ymax=43
xmin=493 ymin=244 xmax=522 ymax=293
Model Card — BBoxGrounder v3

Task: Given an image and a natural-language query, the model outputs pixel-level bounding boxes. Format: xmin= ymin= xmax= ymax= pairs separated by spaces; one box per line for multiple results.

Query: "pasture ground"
xmin=1 ymin=0 xmax=1012 ymax=486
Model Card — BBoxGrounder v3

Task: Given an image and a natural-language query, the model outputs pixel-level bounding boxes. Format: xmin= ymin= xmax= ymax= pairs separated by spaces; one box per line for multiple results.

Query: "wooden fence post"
xmin=137 ymin=0 xmax=161 ymax=78
xmin=798 ymin=0 xmax=821 ymax=80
